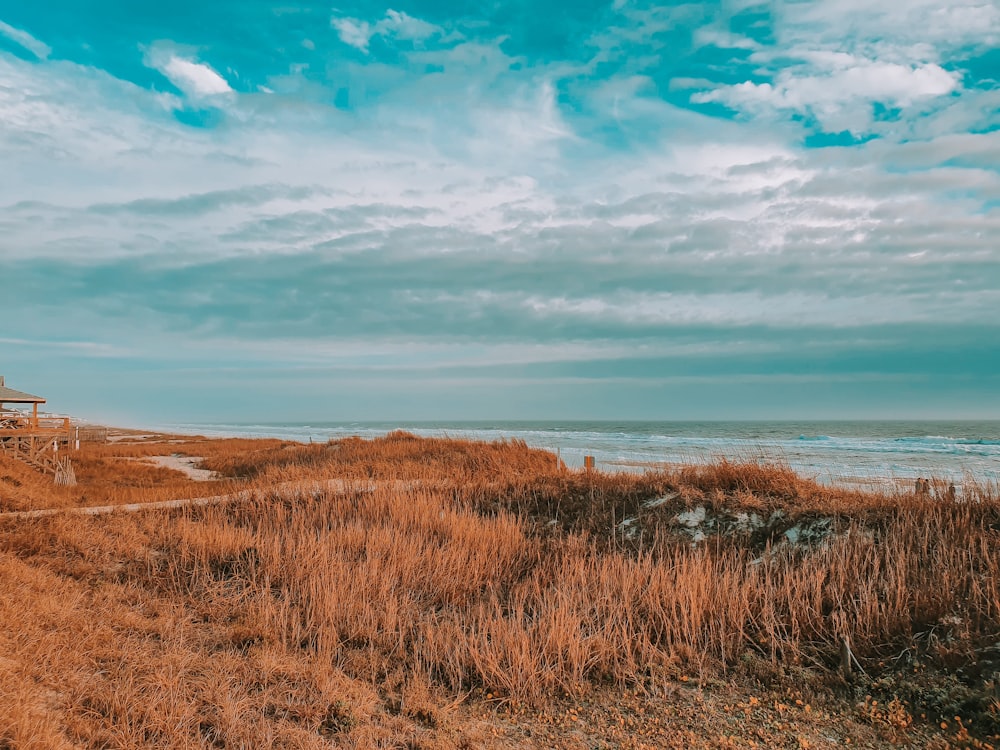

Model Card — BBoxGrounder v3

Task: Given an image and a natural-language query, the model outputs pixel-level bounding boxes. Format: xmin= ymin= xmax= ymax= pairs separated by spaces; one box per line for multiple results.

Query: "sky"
xmin=1 ymin=0 xmax=999 ymax=424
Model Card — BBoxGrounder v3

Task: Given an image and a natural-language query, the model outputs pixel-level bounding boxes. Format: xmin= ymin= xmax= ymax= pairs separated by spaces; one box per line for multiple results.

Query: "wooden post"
xmin=840 ymin=637 xmax=853 ymax=682
xmin=584 ymin=455 xmax=595 ymax=470
xmin=32 ymin=402 xmax=38 ymax=428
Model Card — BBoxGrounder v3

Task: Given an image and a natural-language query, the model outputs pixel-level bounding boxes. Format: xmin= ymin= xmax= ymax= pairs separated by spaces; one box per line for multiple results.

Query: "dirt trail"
xmin=135 ymin=455 xmax=220 ymax=482
xmin=0 ymin=479 xmax=425 ymax=520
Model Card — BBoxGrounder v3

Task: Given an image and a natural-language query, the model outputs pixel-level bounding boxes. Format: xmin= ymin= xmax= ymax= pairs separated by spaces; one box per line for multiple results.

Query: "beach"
xmin=161 ymin=419 xmax=1000 ymax=489
xmin=1 ymin=429 xmax=998 ymax=747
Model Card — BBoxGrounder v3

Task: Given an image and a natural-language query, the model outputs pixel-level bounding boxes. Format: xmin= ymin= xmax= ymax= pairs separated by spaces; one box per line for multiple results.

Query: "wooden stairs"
xmin=0 ymin=429 xmax=76 ymax=485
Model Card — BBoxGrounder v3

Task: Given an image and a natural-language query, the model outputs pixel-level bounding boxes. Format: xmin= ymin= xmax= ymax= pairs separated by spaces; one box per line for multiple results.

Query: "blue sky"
xmin=1 ymin=0 xmax=998 ymax=424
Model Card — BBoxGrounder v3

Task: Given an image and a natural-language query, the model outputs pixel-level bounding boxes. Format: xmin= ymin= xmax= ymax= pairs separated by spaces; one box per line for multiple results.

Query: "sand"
xmin=138 ymin=455 xmax=219 ymax=481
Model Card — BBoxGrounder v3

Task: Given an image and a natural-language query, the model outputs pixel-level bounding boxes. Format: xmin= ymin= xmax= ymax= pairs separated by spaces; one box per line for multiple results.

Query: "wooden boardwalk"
xmin=0 ymin=479 xmax=425 ymax=520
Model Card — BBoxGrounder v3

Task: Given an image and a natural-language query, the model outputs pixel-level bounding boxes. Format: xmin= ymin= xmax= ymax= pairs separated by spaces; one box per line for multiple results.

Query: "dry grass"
xmin=0 ymin=437 xmax=278 ymax=511
xmin=1 ymin=434 xmax=998 ymax=748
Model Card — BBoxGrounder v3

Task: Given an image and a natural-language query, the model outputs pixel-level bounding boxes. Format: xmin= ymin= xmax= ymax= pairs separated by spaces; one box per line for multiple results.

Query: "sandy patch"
xmin=140 ymin=455 xmax=219 ymax=482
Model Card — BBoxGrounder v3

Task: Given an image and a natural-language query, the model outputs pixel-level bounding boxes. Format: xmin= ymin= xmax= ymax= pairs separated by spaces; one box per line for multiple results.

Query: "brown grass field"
xmin=1 ymin=431 xmax=999 ymax=748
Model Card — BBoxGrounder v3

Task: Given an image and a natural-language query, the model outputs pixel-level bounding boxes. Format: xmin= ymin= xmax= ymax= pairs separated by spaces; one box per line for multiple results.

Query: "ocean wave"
xmin=162 ymin=421 xmax=1000 ymax=483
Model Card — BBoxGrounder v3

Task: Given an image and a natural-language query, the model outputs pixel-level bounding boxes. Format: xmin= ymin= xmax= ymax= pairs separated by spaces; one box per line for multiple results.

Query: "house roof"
xmin=0 ymin=384 xmax=46 ymax=404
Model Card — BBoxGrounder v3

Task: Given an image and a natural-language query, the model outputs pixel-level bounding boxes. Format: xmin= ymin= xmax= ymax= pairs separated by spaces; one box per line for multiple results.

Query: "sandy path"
xmin=0 ymin=479 xmax=426 ymax=520
xmin=133 ymin=455 xmax=220 ymax=482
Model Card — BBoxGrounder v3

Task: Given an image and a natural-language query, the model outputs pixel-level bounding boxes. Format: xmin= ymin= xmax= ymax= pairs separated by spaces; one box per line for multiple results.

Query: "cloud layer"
xmin=0 ymin=1 xmax=998 ymax=421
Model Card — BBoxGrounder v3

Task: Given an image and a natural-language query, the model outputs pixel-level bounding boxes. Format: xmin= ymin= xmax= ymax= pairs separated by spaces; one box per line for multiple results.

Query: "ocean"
xmin=161 ymin=420 xmax=1000 ymax=490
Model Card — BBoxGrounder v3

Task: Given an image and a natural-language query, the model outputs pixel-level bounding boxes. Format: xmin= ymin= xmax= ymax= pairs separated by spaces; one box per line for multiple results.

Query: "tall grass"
xmin=1 ymin=434 xmax=998 ymax=747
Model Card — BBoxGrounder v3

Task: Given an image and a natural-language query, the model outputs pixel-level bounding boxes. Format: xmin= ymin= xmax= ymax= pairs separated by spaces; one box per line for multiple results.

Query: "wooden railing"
xmin=1 ymin=412 xmax=78 ymax=482
xmin=0 ymin=414 xmax=72 ymax=433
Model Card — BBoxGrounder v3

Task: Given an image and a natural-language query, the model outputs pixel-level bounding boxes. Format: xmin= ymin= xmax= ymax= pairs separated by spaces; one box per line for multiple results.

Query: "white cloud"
xmin=774 ymin=0 xmax=1000 ymax=51
xmin=683 ymin=0 xmax=993 ymax=137
xmin=520 ymin=290 xmax=973 ymax=327
xmin=457 ymin=80 xmax=575 ymax=169
xmin=331 ymin=17 xmax=373 ymax=52
xmin=160 ymin=56 xmax=232 ymax=97
xmin=0 ymin=337 xmax=120 ymax=355
xmin=0 ymin=19 xmax=50 ymax=59
xmin=694 ymin=58 xmax=958 ymax=134
xmin=140 ymin=43 xmax=233 ymax=100
xmin=332 ymin=9 xmax=443 ymax=53
xmin=375 ymin=10 xmax=441 ymax=42
xmin=693 ymin=26 xmax=758 ymax=51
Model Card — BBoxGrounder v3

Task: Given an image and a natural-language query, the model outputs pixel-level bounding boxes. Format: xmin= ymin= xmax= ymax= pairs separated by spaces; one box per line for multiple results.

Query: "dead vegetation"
xmin=0 ymin=436 xmax=273 ymax=512
xmin=1 ymin=433 xmax=998 ymax=748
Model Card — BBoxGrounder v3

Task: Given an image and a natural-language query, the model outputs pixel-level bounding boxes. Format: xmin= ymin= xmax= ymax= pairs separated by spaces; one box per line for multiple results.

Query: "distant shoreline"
xmin=76 ymin=421 xmax=998 ymax=495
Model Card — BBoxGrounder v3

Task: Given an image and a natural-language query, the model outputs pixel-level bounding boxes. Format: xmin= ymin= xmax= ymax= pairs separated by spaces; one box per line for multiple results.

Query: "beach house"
xmin=0 ymin=376 xmax=76 ymax=482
